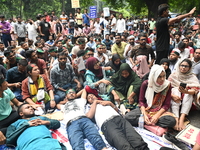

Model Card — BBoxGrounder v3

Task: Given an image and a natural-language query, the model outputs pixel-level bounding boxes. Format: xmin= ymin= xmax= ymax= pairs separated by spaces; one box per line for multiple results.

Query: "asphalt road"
xmin=188 ymin=109 xmax=200 ymax=128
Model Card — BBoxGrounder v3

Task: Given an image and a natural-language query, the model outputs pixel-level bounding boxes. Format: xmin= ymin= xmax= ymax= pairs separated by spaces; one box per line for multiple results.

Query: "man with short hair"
xmin=60 ymin=11 xmax=68 ymax=25
xmin=14 ymin=16 xmax=27 ymax=45
xmin=130 ymin=33 xmax=155 ymax=68
xmin=169 ymin=49 xmax=180 ymax=73
xmin=39 ymin=15 xmax=51 ymax=41
xmin=192 ymin=48 xmax=200 ymax=82
xmin=155 ymin=4 xmax=196 ymax=64
xmin=25 ymin=50 xmax=49 ymax=78
xmin=82 ymin=9 xmax=90 ymax=26
xmin=6 ymin=103 xmax=62 ymax=149
xmin=116 ymin=13 xmax=126 ymax=35
xmin=173 ymin=32 xmax=182 ymax=48
xmin=94 ymin=43 xmax=109 ymax=66
xmin=102 ymin=34 xmax=113 ymax=51
xmin=50 ymin=52 xmax=82 ymax=101
xmin=111 ymin=34 xmax=127 ymax=61
xmin=0 ymin=15 xmax=12 ymax=47
xmin=57 ymin=89 xmax=108 ymax=150
xmin=0 ymin=74 xmax=22 ymax=145
xmin=6 ymin=59 xmax=28 ymax=102
xmin=75 ymin=8 xmax=83 ymax=29
xmin=86 ymin=94 xmax=149 ymax=150
xmin=110 ymin=14 xmax=117 ymax=36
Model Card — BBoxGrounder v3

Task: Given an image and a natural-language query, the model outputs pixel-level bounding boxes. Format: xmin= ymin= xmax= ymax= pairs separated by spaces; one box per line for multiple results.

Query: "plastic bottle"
xmin=41 ymin=101 xmax=46 ymax=114
xmin=138 ymin=114 xmax=144 ymax=129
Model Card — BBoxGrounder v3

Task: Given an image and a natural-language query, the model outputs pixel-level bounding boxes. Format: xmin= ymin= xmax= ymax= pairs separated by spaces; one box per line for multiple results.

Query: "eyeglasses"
xmin=94 ymin=62 xmax=100 ymax=66
xmin=180 ymin=65 xmax=190 ymax=68
xmin=140 ymin=39 xmax=146 ymax=41
xmin=87 ymin=54 xmax=94 ymax=56
xmin=68 ymin=91 xmax=75 ymax=94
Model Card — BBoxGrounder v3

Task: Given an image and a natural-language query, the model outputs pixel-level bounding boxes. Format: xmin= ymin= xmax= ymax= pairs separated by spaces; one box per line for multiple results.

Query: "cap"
xmin=48 ymin=47 xmax=57 ymax=53
xmin=37 ymin=49 xmax=45 ymax=54
xmin=171 ymin=49 xmax=180 ymax=56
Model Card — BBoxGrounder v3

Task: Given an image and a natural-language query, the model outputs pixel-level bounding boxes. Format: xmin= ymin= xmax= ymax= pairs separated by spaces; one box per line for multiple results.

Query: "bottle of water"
xmin=41 ymin=101 xmax=46 ymax=114
xmin=138 ymin=114 xmax=144 ymax=129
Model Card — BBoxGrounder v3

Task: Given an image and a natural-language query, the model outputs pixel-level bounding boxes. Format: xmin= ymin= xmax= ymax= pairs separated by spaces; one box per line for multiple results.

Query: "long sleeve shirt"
xmin=0 ymin=21 xmax=11 ymax=34
xmin=14 ymin=22 xmax=27 ymax=37
xmin=50 ymin=63 xmax=78 ymax=89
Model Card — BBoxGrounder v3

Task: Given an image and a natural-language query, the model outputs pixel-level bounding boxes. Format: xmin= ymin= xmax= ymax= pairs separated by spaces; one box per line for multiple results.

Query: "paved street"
xmin=188 ymin=109 xmax=200 ymax=128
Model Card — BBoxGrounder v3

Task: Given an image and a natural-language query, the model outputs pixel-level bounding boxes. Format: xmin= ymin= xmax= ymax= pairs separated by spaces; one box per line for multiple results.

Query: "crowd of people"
xmin=0 ymin=3 xmax=200 ymax=150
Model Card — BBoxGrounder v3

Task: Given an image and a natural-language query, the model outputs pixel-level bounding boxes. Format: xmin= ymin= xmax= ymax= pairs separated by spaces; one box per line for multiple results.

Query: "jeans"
xmin=2 ymin=34 xmax=12 ymax=47
xmin=13 ymin=88 xmax=23 ymax=102
xmin=67 ymin=117 xmax=106 ymax=150
xmin=101 ymin=116 xmax=149 ymax=150
xmin=55 ymin=83 xmax=77 ymax=101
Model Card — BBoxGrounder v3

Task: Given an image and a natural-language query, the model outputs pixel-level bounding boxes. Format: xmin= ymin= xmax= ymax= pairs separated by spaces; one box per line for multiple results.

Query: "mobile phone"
xmin=180 ymin=83 xmax=187 ymax=88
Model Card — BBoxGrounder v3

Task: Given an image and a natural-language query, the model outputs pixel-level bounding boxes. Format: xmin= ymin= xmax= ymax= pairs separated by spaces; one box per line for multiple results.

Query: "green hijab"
xmin=110 ymin=63 xmax=142 ymax=95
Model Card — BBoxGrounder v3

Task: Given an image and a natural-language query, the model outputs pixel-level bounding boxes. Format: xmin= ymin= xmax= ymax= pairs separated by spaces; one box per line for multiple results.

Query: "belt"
xmin=66 ymin=116 xmax=87 ymax=127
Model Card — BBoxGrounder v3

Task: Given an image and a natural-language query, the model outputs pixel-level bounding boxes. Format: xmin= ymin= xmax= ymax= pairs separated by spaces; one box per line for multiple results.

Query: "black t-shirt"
xmin=156 ymin=17 xmax=170 ymax=51
xmin=39 ymin=21 xmax=51 ymax=36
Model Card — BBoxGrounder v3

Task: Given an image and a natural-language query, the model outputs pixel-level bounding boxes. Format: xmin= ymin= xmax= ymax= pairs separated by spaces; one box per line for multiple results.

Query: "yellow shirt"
xmin=76 ymin=13 xmax=83 ymax=25
xmin=111 ymin=42 xmax=127 ymax=60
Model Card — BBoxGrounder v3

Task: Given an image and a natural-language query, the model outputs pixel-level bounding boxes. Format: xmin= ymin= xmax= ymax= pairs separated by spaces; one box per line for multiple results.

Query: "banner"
xmin=71 ymin=0 xmax=80 ymax=8
xmin=89 ymin=6 xmax=97 ymax=18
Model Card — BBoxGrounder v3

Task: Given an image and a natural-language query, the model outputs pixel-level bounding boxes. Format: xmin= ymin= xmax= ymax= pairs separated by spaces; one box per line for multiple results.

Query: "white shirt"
xmin=26 ymin=23 xmax=37 ymax=35
xmin=111 ymin=17 xmax=117 ymax=32
xmin=94 ymin=52 xmax=109 ymax=64
xmin=94 ymin=22 xmax=101 ymax=34
xmin=179 ymin=48 xmax=190 ymax=59
xmin=95 ymin=104 xmax=119 ymax=128
xmin=116 ymin=19 xmax=126 ymax=33
xmin=61 ymin=98 xmax=87 ymax=124
xmin=104 ymin=19 xmax=110 ymax=35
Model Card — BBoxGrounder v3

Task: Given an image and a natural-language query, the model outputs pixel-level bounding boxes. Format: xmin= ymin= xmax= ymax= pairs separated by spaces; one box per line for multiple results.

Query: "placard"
xmin=71 ymin=0 xmax=80 ymax=8
xmin=89 ymin=6 xmax=97 ymax=18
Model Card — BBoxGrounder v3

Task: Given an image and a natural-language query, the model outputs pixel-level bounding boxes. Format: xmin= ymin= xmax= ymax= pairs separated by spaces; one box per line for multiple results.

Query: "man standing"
xmin=6 ymin=103 xmax=62 ymax=150
xmin=57 ymin=89 xmax=108 ymax=150
xmin=14 ymin=16 xmax=27 ymax=45
xmin=110 ymin=14 xmax=117 ymax=36
xmin=116 ymin=13 xmax=126 ymax=35
xmin=0 ymin=15 xmax=12 ymax=47
xmin=155 ymin=4 xmax=196 ymax=64
xmin=75 ymin=8 xmax=83 ymax=29
xmin=111 ymin=34 xmax=127 ymax=61
xmin=148 ymin=18 xmax=156 ymax=34
xmin=50 ymin=52 xmax=82 ymax=101
xmin=60 ymin=11 xmax=68 ymax=25
xmin=39 ymin=15 xmax=51 ymax=42
xmin=82 ymin=9 xmax=90 ymax=26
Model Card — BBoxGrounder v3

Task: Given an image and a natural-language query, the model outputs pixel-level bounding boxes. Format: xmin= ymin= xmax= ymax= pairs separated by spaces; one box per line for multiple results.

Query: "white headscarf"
xmin=145 ymin=65 xmax=170 ymax=108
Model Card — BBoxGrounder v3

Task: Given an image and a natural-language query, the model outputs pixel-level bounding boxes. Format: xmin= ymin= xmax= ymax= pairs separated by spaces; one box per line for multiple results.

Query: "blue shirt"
xmin=82 ymin=13 xmax=90 ymax=26
xmin=6 ymin=66 xmax=27 ymax=83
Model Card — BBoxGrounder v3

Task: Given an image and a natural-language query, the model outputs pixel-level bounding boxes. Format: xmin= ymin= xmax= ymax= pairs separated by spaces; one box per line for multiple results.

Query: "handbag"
xmin=144 ymin=125 xmax=167 ymax=136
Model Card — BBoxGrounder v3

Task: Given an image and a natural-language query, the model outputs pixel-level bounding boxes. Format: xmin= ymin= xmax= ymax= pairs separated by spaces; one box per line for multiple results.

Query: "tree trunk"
xmin=145 ymin=0 xmax=168 ymax=19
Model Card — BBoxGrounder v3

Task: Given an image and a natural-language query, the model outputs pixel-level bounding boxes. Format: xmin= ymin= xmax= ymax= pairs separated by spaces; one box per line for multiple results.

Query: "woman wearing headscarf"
xmin=159 ymin=58 xmax=171 ymax=79
xmin=107 ymin=63 xmax=142 ymax=114
xmin=168 ymin=59 xmax=200 ymax=131
xmin=105 ymin=54 xmax=122 ymax=73
xmin=84 ymin=57 xmax=111 ymax=100
xmin=125 ymin=65 xmax=176 ymax=129
xmin=21 ymin=64 xmax=60 ymax=112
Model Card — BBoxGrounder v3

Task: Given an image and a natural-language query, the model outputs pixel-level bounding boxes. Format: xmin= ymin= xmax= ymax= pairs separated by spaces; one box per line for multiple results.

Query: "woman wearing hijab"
xmin=159 ymin=58 xmax=171 ymax=79
xmin=84 ymin=57 xmax=111 ymax=100
xmin=108 ymin=63 xmax=142 ymax=114
xmin=21 ymin=64 xmax=60 ymax=112
xmin=125 ymin=65 xmax=176 ymax=129
xmin=105 ymin=54 xmax=122 ymax=73
xmin=168 ymin=59 xmax=200 ymax=131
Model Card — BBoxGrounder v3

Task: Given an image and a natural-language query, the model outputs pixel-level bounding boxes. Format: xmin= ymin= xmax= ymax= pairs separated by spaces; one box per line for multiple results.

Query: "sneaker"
xmin=162 ymin=132 xmax=190 ymax=150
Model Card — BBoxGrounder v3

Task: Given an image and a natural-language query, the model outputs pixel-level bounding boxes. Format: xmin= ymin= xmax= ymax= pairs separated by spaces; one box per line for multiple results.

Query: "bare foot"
xmin=178 ymin=120 xmax=186 ymax=131
xmin=173 ymin=119 xmax=179 ymax=131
